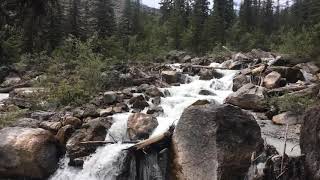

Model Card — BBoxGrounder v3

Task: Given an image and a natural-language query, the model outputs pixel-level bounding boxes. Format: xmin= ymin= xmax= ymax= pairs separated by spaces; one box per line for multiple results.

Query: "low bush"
xmin=268 ymin=93 xmax=318 ymax=114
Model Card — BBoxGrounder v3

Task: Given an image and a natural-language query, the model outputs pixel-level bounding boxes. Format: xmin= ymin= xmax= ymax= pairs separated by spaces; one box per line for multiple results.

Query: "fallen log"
xmin=0 ymin=81 xmax=31 ymax=93
xmin=180 ymin=64 xmax=228 ymax=70
xmin=79 ymin=140 xmax=139 ymax=147
xmin=79 ymin=125 xmax=175 ymax=151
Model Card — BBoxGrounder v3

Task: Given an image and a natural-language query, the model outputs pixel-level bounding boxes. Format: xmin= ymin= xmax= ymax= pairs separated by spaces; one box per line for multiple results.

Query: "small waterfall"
xmin=51 ymin=64 xmax=237 ymax=180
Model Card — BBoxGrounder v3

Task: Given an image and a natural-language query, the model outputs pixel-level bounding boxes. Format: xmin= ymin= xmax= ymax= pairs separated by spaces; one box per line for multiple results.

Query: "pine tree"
xmin=95 ymin=0 xmax=116 ymax=38
xmin=168 ymin=0 xmax=187 ymax=49
xmin=261 ymin=0 xmax=273 ymax=34
xmin=239 ymin=0 xmax=254 ymax=31
xmin=190 ymin=0 xmax=209 ymax=53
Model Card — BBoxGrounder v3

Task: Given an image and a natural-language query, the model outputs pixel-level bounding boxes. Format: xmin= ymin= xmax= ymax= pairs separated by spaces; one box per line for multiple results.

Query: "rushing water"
xmin=0 ymin=93 xmax=9 ymax=104
xmin=50 ymin=64 xmax=237 ymax=180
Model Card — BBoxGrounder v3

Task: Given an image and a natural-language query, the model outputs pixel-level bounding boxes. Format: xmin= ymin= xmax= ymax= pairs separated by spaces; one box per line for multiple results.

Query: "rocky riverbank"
xmin=0 ymin=49 xmax=319 ymax=179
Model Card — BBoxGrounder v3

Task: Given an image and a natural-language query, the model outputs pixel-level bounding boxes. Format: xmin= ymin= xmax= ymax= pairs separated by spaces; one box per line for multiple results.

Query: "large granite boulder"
xmin=172 ymin=104 xmax=262 ymax=180
xmin=127 ymin=113 xmax=158 ymax=140
xmin=225 ymin=83 xmax=267 ymax=111
xmin=0 ymin=127 xmax=61 ymax=179
xmin=301 ymin=105 xmax=320 ymax=180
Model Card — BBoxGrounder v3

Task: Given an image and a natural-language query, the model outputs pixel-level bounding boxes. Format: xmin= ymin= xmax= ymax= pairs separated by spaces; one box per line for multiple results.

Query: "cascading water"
xmin=50 ymin=64 xmax=237 ymax=180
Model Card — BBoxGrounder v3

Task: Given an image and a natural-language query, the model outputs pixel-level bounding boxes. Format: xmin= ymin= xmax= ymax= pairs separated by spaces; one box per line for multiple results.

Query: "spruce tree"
xmin=168 ymin=0 xmax=187 ymax=49
xmin=190 ymin=0 xmax=209 ymax=53
xmin=95 ymin=0 xmax=116 ymax=38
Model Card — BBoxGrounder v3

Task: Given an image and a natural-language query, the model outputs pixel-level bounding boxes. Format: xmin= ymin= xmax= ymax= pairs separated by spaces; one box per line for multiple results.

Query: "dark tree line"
xmin=0 ymin=0 xmax=319 ymax=65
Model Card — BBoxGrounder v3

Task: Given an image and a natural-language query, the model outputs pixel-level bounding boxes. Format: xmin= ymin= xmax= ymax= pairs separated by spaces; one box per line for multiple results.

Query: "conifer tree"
xmin=190 ymin=0 xmax=209 ymax=53
xmin=95 ymin=0 xmax=116 ymax=38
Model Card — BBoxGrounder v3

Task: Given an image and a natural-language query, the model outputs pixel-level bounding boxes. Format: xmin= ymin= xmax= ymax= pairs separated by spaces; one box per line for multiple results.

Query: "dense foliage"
xmin=0 ymin=0 xmax=319 ymax=106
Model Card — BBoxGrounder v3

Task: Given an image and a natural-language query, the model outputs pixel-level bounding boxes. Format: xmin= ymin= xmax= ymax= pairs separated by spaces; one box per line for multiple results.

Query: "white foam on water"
xmin=51 ymin=64 xmax=237 ymax=180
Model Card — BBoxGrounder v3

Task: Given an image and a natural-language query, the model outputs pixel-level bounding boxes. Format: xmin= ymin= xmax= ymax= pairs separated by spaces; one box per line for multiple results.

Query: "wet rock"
xmin=172 ymin=104 xmax=262 ymax=180
xmin=127 ymin=113 xmax=158 ymax=140
xmin=269 ymin=66 xmax=304 ymax=83
xmin=56 ymin=125 xmax=75 ymax=145
xmin=151 ymin=97 xmax=161 ymax=106
xmin=39 ymin=121 xmax=63 ymax=132
xmin=11 ymin=118 xmax=40 ymax=128
xmin=137 ymin=84 xmax=150 ymax=93
xmin=161 ymin=71 xmax=182 ymax=84
xmin=62 ymin=116 xmax=82 ymax=128
xmin=163 ymin=89 xmax=171 ymax=97
xmin=233 ymin=73 xmax=251 ymax=91
xmin=263 ymin=71 xmax=282 ymax=89
xmin=66 ymin=117 xmax=112 ymax=160
xmin=129 ymin=95 xmax=149 ymax=110
xmin=31 ymin=111 xmax=55 ymax=121
xmin=103 ymin=91 xmax=117 ymax=104
xmin=301 ymin=105 xmax=320 ymax=180
xmin=199 ymin=69 xmax=223 ymax=80
xmin=0 ymin=127 xmax=61 ymax=179
xmin=146 ymin=106 xmax=164 ymax=115
xmin=225 ymin=83 xmax=267 ymax=111
xmin=272 ymin=112 xmax=301 ymax=125
xmin=145 ymin=86 xmax=164 ymax=97
xmin=190 ymin=99 xmax=210 ymax=106
xmin=199 ymin=89 xmax=216 ymax=96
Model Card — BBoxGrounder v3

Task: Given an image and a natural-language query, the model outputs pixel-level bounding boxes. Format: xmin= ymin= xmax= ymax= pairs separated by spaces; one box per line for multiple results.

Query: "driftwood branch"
xmin=0 ymin=81 xmax=31 ymax=93
xmin=280 ymin=123 xmax=289 ymax=174
xmin=79 ymin=126 xmax=175 ymax=151
xmin=180 ymin=64 xmax=228 ymax=70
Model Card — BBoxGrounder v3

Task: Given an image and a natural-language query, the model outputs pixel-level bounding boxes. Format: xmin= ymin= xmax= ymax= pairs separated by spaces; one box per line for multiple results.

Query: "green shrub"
xmin=268 ymin=94 xmax=318 ymax=114
xmin=0 ymin=109 xmax=27 ymax=128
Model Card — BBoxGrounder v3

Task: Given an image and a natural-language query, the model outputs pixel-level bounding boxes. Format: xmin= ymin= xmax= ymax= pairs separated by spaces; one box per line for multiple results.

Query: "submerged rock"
xmin=0 ymin=127 xmax=61 ymax=179
xmin=172 ymin=104 xmax=262 ymax=180
xmin=127 ymin=113 xmax=158 ymax=140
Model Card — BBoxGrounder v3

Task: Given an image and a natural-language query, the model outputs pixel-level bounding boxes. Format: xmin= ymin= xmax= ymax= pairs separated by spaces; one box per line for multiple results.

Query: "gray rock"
xmin=263 ymin=71 xmax=282 ymax=89
xmin=12 ymin=118 xmax=40 ymax=128
xmin=301 ymin=105 xmax=320 ymax=180
xmin=272 ymin=112 xmax=301 ymax=125
xmin=127 ymin=113 xmax=158 ymax=140
xmin=129 ymin=95 xmax=149 ymax=110
xmin=172 ymin=104 xmax=262 ymax=180
xmin=0 ymin=127 xmax=61 ymax=179
xmin=199 ymin=89 xmax=216 ymax=96
xmin=225 ymin=83 xmax=267 ymax=111
xmin=161 ymin=71 xmax=182 ymax=84
xmin=103 ymin=91 xmax=117 ymax=104
xmin=31 ymin=111 xmax=55 ymax=121
xmin=232 ymin=73 xmax=251 ymax=91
